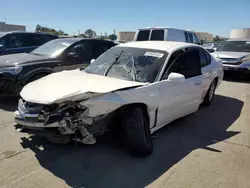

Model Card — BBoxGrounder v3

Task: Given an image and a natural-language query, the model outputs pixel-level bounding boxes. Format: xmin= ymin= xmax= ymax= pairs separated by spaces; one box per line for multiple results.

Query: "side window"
xmin=0 ymin=35 xmax=7 ymax=48
xmin=136 ymin=30 xmax=150 ymax=41
xmin=188 ymin=33 xmax=194 ymax=43
xmin=150 ymin=30 xmax=164 ymax=40
xmin=199 ymin=49 xmax=208 ymax=67
xmin=8 ymin=34 xmax=24 ymax=48
xmin=42 ymin=35 xmax=58 ymax=43
xmin=164 ymin=49 xmax=201 ymax=79
xmin=93 ymin=41 xmax=114 ymax=59
xmin=204 ymin=49 xmax=211 ymax=65
xmin=67 ymin=41 xmax=92 ymax=61
xmin=193 ymin=33 xmax=200 ymax=44
xmin=184 ymin=32 xmax=189 ymax=43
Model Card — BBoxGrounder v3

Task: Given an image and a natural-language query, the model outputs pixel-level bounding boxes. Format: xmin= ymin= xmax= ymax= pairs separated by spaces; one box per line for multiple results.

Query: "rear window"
xmin=150 ymin=30 xmax=164 ymax=40
xmin=136 ymin=30 xmax=150 ymax=41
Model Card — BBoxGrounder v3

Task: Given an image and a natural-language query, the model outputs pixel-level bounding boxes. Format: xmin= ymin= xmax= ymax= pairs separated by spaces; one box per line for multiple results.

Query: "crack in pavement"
xmin=0 ymin=149 xmax=30 ymax=162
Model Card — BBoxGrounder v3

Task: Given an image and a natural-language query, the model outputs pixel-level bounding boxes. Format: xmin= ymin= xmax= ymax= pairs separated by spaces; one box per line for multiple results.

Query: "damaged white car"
xmin=14 ymin=41 xmax=223 ymax=156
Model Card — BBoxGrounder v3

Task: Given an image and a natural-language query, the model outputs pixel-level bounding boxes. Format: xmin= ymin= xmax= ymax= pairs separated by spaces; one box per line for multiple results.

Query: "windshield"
xmin=30 ymin=39 xmax=74 ymax=57
xmin=85 ymin=46 xmax=168 ymax=83
xmin=216 ymin=41 xmax=250 ymax=52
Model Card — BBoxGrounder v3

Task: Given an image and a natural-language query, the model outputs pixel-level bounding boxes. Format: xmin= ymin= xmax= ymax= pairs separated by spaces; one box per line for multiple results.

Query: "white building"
xmin=0 ymin=22 xmax=26 ymax=32
xmin=195 ymin=32 xmax=214 ymax=42
xmin=117 ymin=31 xmax=136 ymax=42
xmin=230 ymin=28 xmax=250 ymax=38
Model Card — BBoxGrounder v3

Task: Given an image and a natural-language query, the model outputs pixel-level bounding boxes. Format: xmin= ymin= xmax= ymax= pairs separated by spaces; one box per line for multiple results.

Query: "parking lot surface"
xmin=0 ymin=75 xmax=249 ymax=188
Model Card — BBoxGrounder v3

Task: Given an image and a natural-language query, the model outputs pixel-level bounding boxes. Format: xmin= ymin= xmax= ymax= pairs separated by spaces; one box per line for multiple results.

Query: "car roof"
xmin=52 ymin=37 xmax=116 ymax=43
xmin=118 ymin=41 xmax=199 ymax=52
xmin=0 ymin=31 xmax=58 ymax=36
xmin=138 ymin=27 xmax=193 ymax=32
xmin=227 ymin=38 xmax=250 ymax=42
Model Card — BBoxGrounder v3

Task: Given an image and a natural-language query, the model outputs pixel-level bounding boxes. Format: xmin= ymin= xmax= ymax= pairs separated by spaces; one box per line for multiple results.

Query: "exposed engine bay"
xmin=15 ymin=99 xmax=113 ymax=144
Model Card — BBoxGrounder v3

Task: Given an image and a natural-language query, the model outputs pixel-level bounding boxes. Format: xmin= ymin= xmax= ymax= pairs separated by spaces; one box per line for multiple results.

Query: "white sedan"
xmin=14 ymin=41 xmax=224 ymax=157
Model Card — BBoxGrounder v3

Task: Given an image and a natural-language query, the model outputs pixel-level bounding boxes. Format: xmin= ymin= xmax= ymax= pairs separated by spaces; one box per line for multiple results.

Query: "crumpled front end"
xmin=14 ymin=92 xmax=126 ymax=144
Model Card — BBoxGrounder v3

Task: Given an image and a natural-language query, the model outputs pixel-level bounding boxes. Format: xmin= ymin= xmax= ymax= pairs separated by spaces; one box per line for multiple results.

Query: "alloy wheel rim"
xmin=209 ymin=82 xmax=215 ymax=102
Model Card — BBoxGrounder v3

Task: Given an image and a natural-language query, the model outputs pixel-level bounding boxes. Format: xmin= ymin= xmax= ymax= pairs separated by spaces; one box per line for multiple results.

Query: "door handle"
xmin=195 ymin=80 xmax=202 ymax=85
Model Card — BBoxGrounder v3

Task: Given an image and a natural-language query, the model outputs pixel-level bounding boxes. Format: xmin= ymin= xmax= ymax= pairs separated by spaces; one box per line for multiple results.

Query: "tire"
xmin=202 ymin=79 xmax=217 ymax=106
xmin=122 ymin=107 xmax=153 ymax=157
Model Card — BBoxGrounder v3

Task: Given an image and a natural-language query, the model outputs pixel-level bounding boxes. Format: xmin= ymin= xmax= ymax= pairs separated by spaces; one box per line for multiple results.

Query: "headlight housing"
xmin=0 ymin=66 xmax=23 ymax=75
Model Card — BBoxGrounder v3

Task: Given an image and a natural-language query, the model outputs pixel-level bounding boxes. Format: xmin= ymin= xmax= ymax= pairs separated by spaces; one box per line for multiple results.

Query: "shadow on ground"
xmin=20 ymin=94 xmax=243 ymax=188
xmin=223 ymin=72 xmax=250 ymax=83
xmin=0 ymin=97 xmax=18 ymax=112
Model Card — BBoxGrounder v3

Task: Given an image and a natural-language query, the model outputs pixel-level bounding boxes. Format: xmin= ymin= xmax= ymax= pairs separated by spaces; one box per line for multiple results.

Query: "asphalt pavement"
xmin=0 ymin=74 xmax=249 ymax=188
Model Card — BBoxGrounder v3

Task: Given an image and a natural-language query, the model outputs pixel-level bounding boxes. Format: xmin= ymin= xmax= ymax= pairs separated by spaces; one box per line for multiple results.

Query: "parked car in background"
xmin=212 ymin=38 xmax=250 ymax=73
xmin=134 ymin=27 xmax=203 ymax=45
xmin=202 ymin=42 xmax=221 ymax=52
xmin=0 ymin=31 xmax=58 ymax=55
xmin=114 ymin=40 xmax=126 ymax=44
xmin=0 ymin=38 xmax=117 ymax=96
xmin=14 ymin=41 xmax=223 ymax=157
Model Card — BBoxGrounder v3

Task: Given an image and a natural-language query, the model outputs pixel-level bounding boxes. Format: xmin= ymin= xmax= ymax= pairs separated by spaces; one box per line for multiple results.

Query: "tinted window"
xmin=0 ymin=35 xmax=7 ymax=47
xmin=164 ymin=49 xmax=201 ymax=79
xmin=199 ymin=49 xmax=209 ymax=67
xmin=67 ymin=41 xmax=92 ymax=61
xmin=136 ymin=30 xmax=150 ymax=41
xmin=93 ymin=41 xmax=115 ymax=59
xmin=150 ymin=30 xmax=164 ymax=40
xmin=85 ymin=46 xmax=168 ymax=83
xmin=184 ymin=32 xmax=189 ymax=42
xmin=188 ymin=33 xmax=194 ymax=43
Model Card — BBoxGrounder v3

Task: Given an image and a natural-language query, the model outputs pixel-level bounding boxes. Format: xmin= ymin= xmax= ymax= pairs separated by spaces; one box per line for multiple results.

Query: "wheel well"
xmin=214 ymin=77 xmax=219 ymax=87
xmin=109 ymin=103 xmax=150 ymax=128
xmin=27 ymin=72 xmax=50 ymax=83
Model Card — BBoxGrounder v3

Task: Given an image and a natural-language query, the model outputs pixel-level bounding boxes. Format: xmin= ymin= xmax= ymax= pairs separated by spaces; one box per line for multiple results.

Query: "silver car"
xmin=212 ymin=38 xmax=250 ymax=73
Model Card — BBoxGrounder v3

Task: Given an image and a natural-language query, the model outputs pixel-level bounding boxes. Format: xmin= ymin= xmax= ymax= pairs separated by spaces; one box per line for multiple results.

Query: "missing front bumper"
xmin=14 ymin=110 xmax=66 ymax=128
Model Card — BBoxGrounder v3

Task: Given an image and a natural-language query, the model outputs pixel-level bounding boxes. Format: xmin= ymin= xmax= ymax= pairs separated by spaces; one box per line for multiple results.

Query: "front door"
xmin=156 ymin=48 xmax=203 ymax=128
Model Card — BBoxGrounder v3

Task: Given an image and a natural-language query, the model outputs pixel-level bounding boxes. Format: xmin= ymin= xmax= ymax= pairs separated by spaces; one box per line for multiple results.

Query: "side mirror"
xmin=199 ymin=40 xmax=204 ymax=45
xmin=167 ymin=73 xmax=185 ymax=83
xmin=0 ymin=45 xmax=4 ymax=52
xmin=90 ymin=59 xmax=95 ymax=64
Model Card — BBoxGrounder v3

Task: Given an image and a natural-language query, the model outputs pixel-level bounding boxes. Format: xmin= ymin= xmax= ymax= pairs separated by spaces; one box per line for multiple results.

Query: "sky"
xmin=1 ymin=0 xmax=250 ymax=37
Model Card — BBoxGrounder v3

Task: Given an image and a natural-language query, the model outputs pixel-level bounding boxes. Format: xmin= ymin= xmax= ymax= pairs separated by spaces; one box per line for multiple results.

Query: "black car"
xmin=0 ymin=38 xmax=117 ymax=96
xmin=0 ymin=31 xmax=58 ymax=55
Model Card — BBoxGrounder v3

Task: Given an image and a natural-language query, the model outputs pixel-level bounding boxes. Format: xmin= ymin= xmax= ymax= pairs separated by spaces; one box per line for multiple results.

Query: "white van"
xmin=134 ymin=27 xmax=202 ymax=45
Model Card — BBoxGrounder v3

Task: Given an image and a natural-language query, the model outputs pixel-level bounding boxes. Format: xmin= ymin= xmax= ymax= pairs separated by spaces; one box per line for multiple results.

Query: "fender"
xmin=24 ymin=67 xmax=54 ymax=83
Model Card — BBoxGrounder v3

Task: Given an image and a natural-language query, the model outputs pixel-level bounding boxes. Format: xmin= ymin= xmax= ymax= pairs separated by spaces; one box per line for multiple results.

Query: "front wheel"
xmin=122 ymin=107 xmax=153 ymax=157
xmin=203 ymin=80 xmax=217 ymax=106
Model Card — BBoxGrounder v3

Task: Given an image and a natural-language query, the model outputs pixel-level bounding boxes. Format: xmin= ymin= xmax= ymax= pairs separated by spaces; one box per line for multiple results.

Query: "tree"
xmin=108 ymin=34 xmax=117 ymax=40
xmin=35 ymin=24 xmax=68 ymax=36
xmin=213 ymin=35 xmax=221 ymax=42
xmin=84 ymin=29 xmax=97 ymax=38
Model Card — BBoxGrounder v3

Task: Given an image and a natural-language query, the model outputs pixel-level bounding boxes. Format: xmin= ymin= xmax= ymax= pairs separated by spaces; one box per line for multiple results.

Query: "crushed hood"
xmin=20 ymin=69 xmax=147 ymax=104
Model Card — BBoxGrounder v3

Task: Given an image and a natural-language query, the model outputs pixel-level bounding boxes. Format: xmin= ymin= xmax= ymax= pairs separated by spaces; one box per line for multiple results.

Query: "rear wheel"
xmin=122 ymin=107 xmax=153 ymax=157
xmin=203 ymin=79 xmax=217 ymax=106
